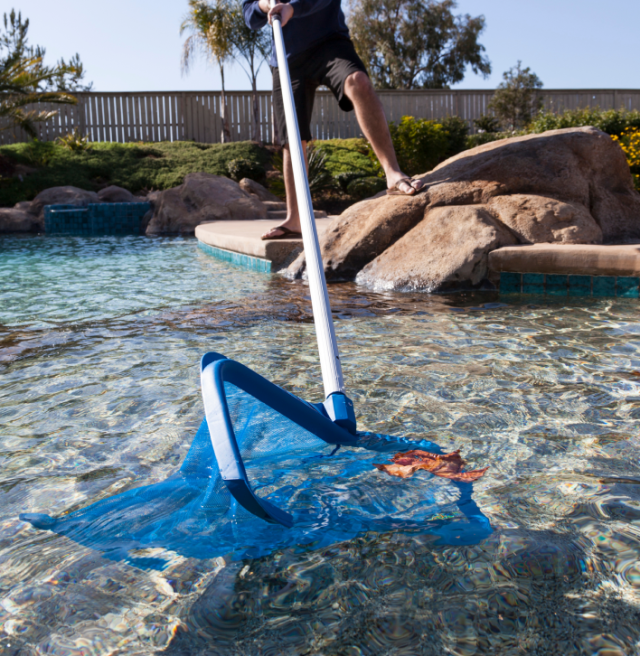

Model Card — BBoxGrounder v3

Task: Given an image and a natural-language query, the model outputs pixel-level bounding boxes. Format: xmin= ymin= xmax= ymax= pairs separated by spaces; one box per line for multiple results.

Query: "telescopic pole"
xmin=270 ymin=3 xmax=355 ymax=432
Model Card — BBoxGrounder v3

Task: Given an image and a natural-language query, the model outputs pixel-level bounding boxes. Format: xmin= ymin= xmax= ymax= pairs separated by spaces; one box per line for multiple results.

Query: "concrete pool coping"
xmin=196 ymin=219 xmax=640 ymax=295
xmin=488 ymin=243 xmax=640 ymax=277
xmin=195 ymin=219 xmax=335 ymax=271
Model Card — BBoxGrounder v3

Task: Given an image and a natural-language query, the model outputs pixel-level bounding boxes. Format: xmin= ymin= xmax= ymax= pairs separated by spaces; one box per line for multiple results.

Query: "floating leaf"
xmin=374 ymin=449 xmax=488 ymax=483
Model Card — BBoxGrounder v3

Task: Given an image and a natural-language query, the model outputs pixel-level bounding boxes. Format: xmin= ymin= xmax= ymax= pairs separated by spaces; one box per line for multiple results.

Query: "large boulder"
xmin=97 ymin=185 xmax=142 ymax=203
xmin=239 ymin=178 xmax=281 ymax=202
xmin=146 ymin=173 xmax=267 ymax=235
xmin=0 ymin=208 xmax=40 ymax=233
xmin=288 ymin=127 xmax=640 ymax=291
xmin=29 ymin=186 xmax=100 ymax=224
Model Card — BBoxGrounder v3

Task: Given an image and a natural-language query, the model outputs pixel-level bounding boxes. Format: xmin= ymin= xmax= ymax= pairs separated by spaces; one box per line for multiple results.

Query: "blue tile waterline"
xmin=198 ymin=240 xmax=272 ymax=273
xmin=500 ymin=272 xmax=640 ymax=298
xmin=44 ymin=202 xmax=151 ymax=236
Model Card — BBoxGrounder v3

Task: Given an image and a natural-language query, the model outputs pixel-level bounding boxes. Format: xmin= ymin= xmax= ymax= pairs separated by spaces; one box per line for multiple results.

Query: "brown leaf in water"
xmin=374 ymin=449 xmax=488 ymax=482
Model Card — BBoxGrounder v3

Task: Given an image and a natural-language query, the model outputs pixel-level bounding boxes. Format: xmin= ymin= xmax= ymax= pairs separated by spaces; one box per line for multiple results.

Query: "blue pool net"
xmin=21 ymin=379 xmax=491 ymax=568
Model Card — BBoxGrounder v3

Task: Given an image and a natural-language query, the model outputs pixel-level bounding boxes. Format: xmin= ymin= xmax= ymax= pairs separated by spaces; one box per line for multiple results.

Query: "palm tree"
xmin=1 ymin=55 xmax=78 ymax=138
xmin=181 ymin=0 xmax=235 ymax=143
xmin=1 ymin=9 xmax=87 ymax=138
xmin=230 ymin=0 xmax=270 ymax=142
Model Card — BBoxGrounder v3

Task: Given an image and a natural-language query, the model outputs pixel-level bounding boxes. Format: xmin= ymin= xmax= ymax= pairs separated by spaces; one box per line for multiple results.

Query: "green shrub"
xmin=527 ymin=107 xmax=640 ymax=136
xmin=312 ymin=138 xmax=377 ymax=176
xmin=56 ymin=130 xmax=91 ymax=152
xmin=0 ymin=140 xmax=271 ymax=207
xmin=440 ymin=115 xmax=469 ymax=158
xmin=226 ymin=157 xmax=265 ymax=182
xmin=466 ymin=132 xmax=510 ymax=150
xmin=346 ymin=176 xmax=386 ymax=200
xmin=268 ymin=146 xmax=334 ymax=199
xmin=386 ymin=116 xmax=449 ymax=175
xmin=334 ymin=171 xmax=367 ymax=192
xmin=473 ymin=114 xmax=501 ymax=134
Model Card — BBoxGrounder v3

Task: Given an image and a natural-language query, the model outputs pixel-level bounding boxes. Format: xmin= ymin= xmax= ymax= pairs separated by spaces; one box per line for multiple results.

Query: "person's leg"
xmin=263 ymin=65 xmax=315 ymax=240
xmin=262 ymin=141 xmax=307 ymax=239
xmin=343 ymin=71 xmax=423 ymax=195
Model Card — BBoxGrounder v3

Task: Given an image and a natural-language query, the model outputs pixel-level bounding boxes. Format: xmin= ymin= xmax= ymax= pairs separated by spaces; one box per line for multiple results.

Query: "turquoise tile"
xmin=568 ymin=275 xmax=592 ymax=297
xmin=198 ymin=241 xmax=272 ymax=273
xmin=546 ymin=274 xmax=568 ymax=296
xmin=617 ymin=276 xmax=640 ymax=298
xmin=500 ymin=272 xmax=521 ymax=293
xmin=592 ymin=276 xmax=616 ymax=297
xmin=522 ymin=273 xmax=544 ymax=294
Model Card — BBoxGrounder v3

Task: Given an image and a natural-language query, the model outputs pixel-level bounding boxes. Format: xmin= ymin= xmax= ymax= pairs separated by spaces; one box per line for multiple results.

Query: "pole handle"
xmin=270 ymin=0 xmax=346 ymax=399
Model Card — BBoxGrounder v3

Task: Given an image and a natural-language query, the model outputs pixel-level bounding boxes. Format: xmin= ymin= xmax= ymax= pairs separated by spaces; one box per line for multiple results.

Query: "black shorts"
xmin=272 ymin=36 xmax=368 ymax=145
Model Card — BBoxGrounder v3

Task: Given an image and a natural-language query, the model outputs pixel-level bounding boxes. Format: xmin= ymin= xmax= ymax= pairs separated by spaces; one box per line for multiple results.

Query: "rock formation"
xmin=29 ymin=186 xmax=101 ymax=223
xmin=0 ymin=207 xmax=41 ymax=233
xmin=0 ymin=186 xmax=103 ymax=232
xmin=239 ymin=178 xmax=281 ymax=203
xmin=97 ymin=185 xmax=143 ymax=203
xmin=288 ymin=127 xmax=640 ymax=291
xmin=146 ymin=173 xmax=267 ymax=235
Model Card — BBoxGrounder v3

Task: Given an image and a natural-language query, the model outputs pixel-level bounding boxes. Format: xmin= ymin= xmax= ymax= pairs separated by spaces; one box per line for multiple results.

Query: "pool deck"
xmin=196 ymin=219 xmax=334 ymax=271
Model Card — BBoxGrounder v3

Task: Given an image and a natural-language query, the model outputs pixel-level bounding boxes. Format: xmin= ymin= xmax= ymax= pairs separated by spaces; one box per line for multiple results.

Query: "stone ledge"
xmin=489 ymin=243 xmax=640 ymax=277
xmin=195 ymin=219 xmax=333 ymax=269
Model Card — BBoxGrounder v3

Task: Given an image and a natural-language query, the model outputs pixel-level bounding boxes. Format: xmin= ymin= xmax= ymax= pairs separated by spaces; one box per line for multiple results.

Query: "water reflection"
xmin=1 ymin=236 xmax=640 ymax=654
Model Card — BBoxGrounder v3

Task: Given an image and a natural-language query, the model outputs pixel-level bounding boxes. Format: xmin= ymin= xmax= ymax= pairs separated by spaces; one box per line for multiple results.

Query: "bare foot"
xmin=386 ymin=172 xmax=425 ymax=195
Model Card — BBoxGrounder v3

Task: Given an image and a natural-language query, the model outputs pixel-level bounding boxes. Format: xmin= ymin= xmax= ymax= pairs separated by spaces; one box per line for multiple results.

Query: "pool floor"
xmin=1 ymin=236 xmax=640 ymax=655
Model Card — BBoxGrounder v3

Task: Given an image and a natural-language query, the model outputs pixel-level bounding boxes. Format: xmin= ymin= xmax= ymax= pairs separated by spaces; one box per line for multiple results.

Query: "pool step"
xmin=196 ymin=219 xmax=335 ymax=272
xmin=267 ymin=209 xmax=328 ymax=220
xmin=490 ymin=243 xmax=640 ymax=298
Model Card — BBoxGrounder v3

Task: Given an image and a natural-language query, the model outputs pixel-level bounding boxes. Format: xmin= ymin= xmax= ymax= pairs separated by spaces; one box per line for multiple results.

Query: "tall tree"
xmin=230 ymin=0 xmax=270 ymax=142
xmin=181 ymin=0 xmax=235 ymax=143
xmin=488 ymin=61 xmax=543 ymax=130
xmin=347 ymin=0 xmax=490 ymax=89
xmin=0 ymin=9 xmax=91 ymax=138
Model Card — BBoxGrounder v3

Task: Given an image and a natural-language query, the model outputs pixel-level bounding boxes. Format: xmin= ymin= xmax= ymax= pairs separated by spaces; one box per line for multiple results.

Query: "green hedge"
xmin=0 ymin=140 xmax=271 ymax=207
xmin=313 ymin=138 xmax=378 ymax=176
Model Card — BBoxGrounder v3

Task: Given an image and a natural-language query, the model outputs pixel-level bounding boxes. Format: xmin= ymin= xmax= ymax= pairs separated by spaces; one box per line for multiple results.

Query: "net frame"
xmin=200 ymin=352 xmax=358 ymax=527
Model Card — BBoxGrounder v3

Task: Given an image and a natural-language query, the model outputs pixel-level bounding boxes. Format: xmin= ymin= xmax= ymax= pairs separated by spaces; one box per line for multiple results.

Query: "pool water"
xmin=1 ymin=235 xmax=640 ymax=655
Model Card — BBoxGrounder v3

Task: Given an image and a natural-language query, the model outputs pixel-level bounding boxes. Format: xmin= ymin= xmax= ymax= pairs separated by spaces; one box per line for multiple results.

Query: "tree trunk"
xmin=251 ymin=74 xmax=260 ymax=143
xmin=219 ymin=63 xmax=231 ymax=143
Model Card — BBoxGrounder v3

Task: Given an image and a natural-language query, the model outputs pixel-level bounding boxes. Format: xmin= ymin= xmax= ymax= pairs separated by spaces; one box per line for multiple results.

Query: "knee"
xmin=344 ymin=71 xmax=372 ymax=98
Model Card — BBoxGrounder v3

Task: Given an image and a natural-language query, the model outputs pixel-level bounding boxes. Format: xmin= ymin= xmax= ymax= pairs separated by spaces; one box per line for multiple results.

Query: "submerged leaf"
xmin=374 ymin=449 xmax=488 ymax=483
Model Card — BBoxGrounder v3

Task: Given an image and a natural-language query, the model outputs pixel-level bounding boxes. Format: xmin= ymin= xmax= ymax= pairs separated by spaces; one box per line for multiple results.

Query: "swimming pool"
xmin=1 ymin=235 xmax=639 ymax=655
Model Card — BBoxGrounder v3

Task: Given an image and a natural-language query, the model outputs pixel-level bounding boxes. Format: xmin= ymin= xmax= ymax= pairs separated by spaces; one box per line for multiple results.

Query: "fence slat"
xmin=4 ymin=89 xmax=640 ymax=146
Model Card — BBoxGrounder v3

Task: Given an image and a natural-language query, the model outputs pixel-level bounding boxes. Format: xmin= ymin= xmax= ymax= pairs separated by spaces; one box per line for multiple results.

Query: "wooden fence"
xmin=3 ymin=89 xmax=640 ymax=145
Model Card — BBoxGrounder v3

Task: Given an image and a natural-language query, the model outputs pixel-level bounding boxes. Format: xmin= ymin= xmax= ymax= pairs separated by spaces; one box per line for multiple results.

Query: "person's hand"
xmin=268 ymin=2 xmax=294 ymax=26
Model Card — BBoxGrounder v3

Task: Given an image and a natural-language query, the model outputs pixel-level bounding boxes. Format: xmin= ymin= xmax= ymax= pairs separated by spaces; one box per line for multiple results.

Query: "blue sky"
xmin=10 ymin=0 xmax=639 ymax=92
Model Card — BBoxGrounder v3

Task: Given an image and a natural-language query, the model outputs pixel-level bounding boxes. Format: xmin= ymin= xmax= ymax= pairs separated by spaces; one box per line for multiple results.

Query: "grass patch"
xmin=0 ymin=140 xmax=271 ymax=207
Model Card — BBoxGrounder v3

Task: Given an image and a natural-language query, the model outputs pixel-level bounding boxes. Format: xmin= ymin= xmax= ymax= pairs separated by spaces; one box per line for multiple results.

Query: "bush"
xmin=611 ymin=127 xmax=640 ymax=191
xmin=440 ymin=115 xmax=469 ymax=158
xmin=527 ymin=107 xmax=640 ymax=136
xmin=466 ymin=131 xmax=510 ymax=149
xmin=226 ymin=157 xmax=265 ymax=182
xmin=371 ymin=116 xmax=449 ymax=176
xmin=474 ymin=114 xmax=501 ymax=134
xmin=0 ymin=140 xmax=271 ymax=207
xmin=56 ymin=129 xmax=91 ymax=152
xmin=334 ymin=171 xmax=367 ymax=192
xmin=268 ymin=145 xmax=334 ymax=199
xmin=313 ymin=138 xmax=377 ymax=176
xmin=346 ymin=176 xmax=386 ymax=200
